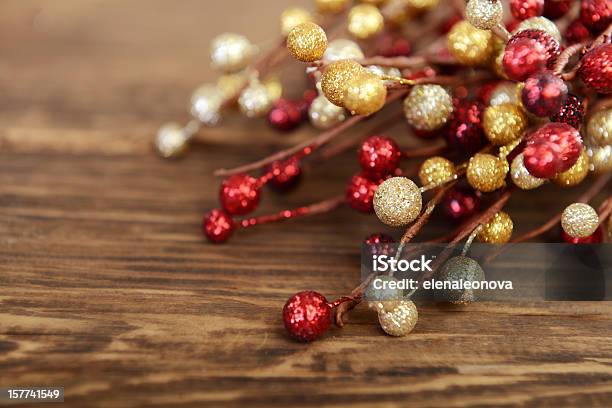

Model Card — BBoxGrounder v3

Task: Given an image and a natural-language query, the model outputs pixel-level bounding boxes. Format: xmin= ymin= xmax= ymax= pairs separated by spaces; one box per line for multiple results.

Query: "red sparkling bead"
xmin=283 ymin=291 xmax=331 ymax=342
xmin=578 ymin=44 xmax=612 ymax=94
xmin=346 ymin=172 xmax=380 ymax=213
xmin=376 ymin=33 xmax=412 ymax=57
xmin=523 ymin=123 xmax=583 ymax=178
xmin=503 ymin=37 xmax=549 ymax=81
xmin=203 ymin=209 xmax=235 ymax=243
xmin=543 ymin=0 xmax=572 ymax=19
xmin=564 ymin=19 xmax=592 ymax=45
xmin=358 ymin=135 xmax=402 ymax=179
xmin=580 ymin=0 xmax=612 ymax=33
xmin=268 ymin=98 xmax=303 ymax=132
xmin=444 ymin=99 xmax=485 ymax=154
xmin=510 ymin=0 xmax=544 ymax=20
xmin=265 ymin=157 xmax=302 ymax=191
xmin=364 ymin=233 xmax=395 ymax=258
xmin=521 ymin=70 xmax=568 ymax=117
xmin=561 ymin=226 xmax=604 ymax=244
xmin=514 ymin=29 xmax=560 ymax=66
xmin=506 ymin=19 xmax=522 ymax=33
xmin=550 ymin=94 xmax=584 ymax=129
xmin=219 ymin=174 xmax=261 ymax=215
xmin=443 ymin=187 xmax=481 ymax=222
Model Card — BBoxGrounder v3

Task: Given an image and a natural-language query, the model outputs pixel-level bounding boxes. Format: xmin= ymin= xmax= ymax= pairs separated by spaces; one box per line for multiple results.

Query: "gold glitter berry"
xmin=321 ymin=59 xmax=366 ymax=107
xmin=376 ymin=300 xmax=418 ymax=337
xmin=418 ymin=157 xmax=456 ymax=187
xmin=403 ymin=85 xmax=453 ymax=131
xmin=447 ymin=20 xmax=494 ymax=66
xmin=553 ymin=149 xmax=590 ymax=188
xmin=286 ymin=22 xmax=328 ymax=62
xmin=477 ymin=211 xmax=513 ymax=243
xmin=561 ymin=203 xmax=599 ymax=238
xmin=343 ymin=72 xmax=387 ymax=116
xmin=483 ymin=103 xmax=528 ymax=146
xmin=467 ymin=153 xmax=507 ymax=192
xmin=465 ymin=0 xmax=503 ymax=30
xmin=373 ymin=177 xmax=423 ymax=227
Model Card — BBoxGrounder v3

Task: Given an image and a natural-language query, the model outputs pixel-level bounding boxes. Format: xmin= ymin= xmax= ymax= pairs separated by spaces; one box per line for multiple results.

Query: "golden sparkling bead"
xmin=374 ymin=177 xmax=423 ymax=227
xmin=280 ymin=8 xmax=312 ymax=37
xmin=190 ymin=84 xmax=224 ymax=126
xmin=467 ymin=153 xmax=507 ymax=192
xmin=553 ymin=149 xmax=590 ymax=187
xmin=586 ymin=108 xmax=612 ymax=147
xmin=405 ymin=0 xmax=439 ymax=11
xmin=238 ymin=81 xmax=273 ymax=118
xmin=321 ymin=59 xmax=367 ymax=106
xmin=155 ymin=123 xmax=189 ymax=159
xmin=490 ymin=82 xmax=520 ymax=106
xmin=323 ymin=39 xmax=365 ymax=61
xmin=308 ymin=94 xmax=346 ymax=129
xmin=477 ymin=211 xmax=514 ymax=243
xmin=315 ymin=0 xmax=350 ymax=14
xmin=483 ymin=103 xmax=528 ymax=146
xmin=418 ymin=157 xmax=456 ymax=187
xmin=376 ymin=300 xmax=418 ymax=337
xmin=448 ymin=20 xmax=494 ymax=66
xmin=403 ymin=85 xmax=453 ymax=131
xmin=588 ymin=145 xmax=612 ymax=173
xmin=561 ymin=203 xmax=599 ymax=238
xmin=515 ymin=17 xmax=562 ymax=43
xmin=217 ymin=72 xmax=248 ymax=100
xmin=465 ymin=0 xmax=503 ymax=30
xmin=511 ymin=153 xmax=546 ymax=190
xmin=347 ymin=4 xmax=385 ymax=40
xmin=210 ymin=33 xmax=256 ymax=73
xmin=263 ymin=77 xmax=283 ymax=103
xmin=343 ymin=72 xmax=387 ymax=116
xmin=360 ymin=0 xmax=388 ymax=5
xmin=287 ymin=22 xmax=328 ymax=62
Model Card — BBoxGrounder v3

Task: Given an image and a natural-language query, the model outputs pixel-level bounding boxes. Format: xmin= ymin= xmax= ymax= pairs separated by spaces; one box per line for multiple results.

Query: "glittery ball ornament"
xmin=562 ymin=225 xmax=604 ymax=244
xmin=403 ymin=85 xmax=453 ymax=131
xmin=580 ymin=0 xmax=612 ymax=33
xmin=347 ymin=4 xmax=385 ymax=40
xmin=343 ymin=73 xmax=387 ymax=115
xmin=515 ymin=17 xmax=561 ymax=42
xmin=550 ymin=94 xmax=584 ymax=130
xmin=210 ymin=33 xmax=256 ymax=73
xmin=321 ymin=59 xmax=367 ymax=107
xmin=346 ymin=172 xmax=380 ymax=213
xmin=238 ymin=81 xmax=274 ymax=118
xmin=190 ymin=84 xmax=224 ymax=126
xmin=503 ymin=30 xmax=559 ymax=81
xmin=521 ymin=70 xmax=568 ymax=117
xmin=511 ymin=153 xmax=546 ymax=189
xmin=323 ymin=39 xmax=364 ymax=61
xmin=358 ymin=135 xmax=402 ymax=179
xmin=308 ymin=94 xmax=346 ymax=129
xmin=561 ymin=203 xmax=599 ymax=238
xmin=587 ymin=108 xmax=612 ymax=146
xmin=265 ymin=157 xmax=302 ymax=191
xmin=589 ymin=145 xmax=612 ymax=173
xmin=376 ymin=300 xmax=418 ymax=337
xmin=280 ymin=8 xmax=312 ymax=37
xmin=478 ymin=211 xmax=514 ymax=243
xmin=578 ymin=44 xmax=612 ymax=94
xmin=286 ymin=22 xmax=328 ymax=62
xmin=553 ymin=149 xmax=589 ymax=188
xmin=465 ymin=0 xmax=503 ymax=30
xmin=364 ymin=233 xmax=396 ymax=258
xmin=523 ymin=123 xmax=583 ymax=178
xmin=203 ymin=209 xmax=235 ymax=243
xmin=418 ymin=157 xmax=456 ymax=187
xmin=283 ymin=291 xmax=332 ymax=342
xmin=444 ymin=99 xmax=485 ymax=154
xmin=564 ymin=19 xmax=591 ymax=45
xmin=447 ymin=20 xmax=494 ymax=66
xmin=443 ymin=187 xmax=481 ymax=222
xmin=467 ymin=153 xmax=507 ymax=192
xmin=219 ymin=174 xmax=261 ymax=215
xmin=315 ymin=0 xmax=350 ymax=14
xmin=374 ymin=177 xmax=423 ymax=227
xmin=155 ymin=123 xmax=189 ymax=159
xmin=217 ymin=72 xmax=248 ymax=100
xmin=436 ymin=256 xmax=485 ymax=304
xmin=483 ymin=103 xmax=528 ymax=146
xmin=268 ymin=98 xmax=303 ymax=132
xmin=510 ymin=0 xmax=544 ymax=21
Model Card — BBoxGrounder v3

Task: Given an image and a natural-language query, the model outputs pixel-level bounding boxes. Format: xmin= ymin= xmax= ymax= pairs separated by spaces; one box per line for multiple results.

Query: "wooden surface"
xmin=1 ymin=1 xmax=611 ymax=407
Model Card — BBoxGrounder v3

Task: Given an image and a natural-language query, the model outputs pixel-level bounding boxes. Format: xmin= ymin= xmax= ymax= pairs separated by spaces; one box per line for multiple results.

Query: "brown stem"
xmin=597 ymin=197 xmax=612 ymax=227
xmin=402 ymin=144 xmax=448 ymax=159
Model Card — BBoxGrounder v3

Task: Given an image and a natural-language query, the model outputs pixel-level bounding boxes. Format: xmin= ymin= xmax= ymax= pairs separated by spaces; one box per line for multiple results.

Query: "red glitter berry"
xmin=364 ymin=233 xmax=395 ymax=258
xmin=444 ymin=99 xmax=485 ymax=154
xmin=550 ymin=94 xmax=584 ymax=129
xmin=443 ymin=187 xmax=481 ymax=222
xmin=523 ymin=123 xmax=583 ymax=178
xmin=203 ymin=209 xmax=235 ymax=243
xmin=268 ymin=98 xmax=303 ymax=132
xmin=543 ymin=0 xmax=572 ymax=19
xmin=376 ymin=33 xmax=412 ymax=57
xmin=265 ymin=157 xmax=302 ymax=191
xmin=219 ymin=174 xmax=261 ymax=215
xmin=346 ymin=173 xmax=380 ymax=213
xmin=283 ymin=291 xmax=331 ymax=342
xmin=510 ymin=0 xmax=544 ymax=20
xmin=578 ymin=44 xmax=612 ymax=94
xmin=580 ymin=0 xmax=612 ymax=34
xmin=514 ymin=29 xmax=560 ymax=66
xmin=503 ymin=37 xmax=549 ymax=81
xmin=564 ymin=19 xmax=592 ymax=45
xmin=521 ymin=71 xmax=568 ymax=117
xmin=561 ymin=226 xmax=604 ymax=244
xmin=358 ymin=135 xmax=402 ymax=179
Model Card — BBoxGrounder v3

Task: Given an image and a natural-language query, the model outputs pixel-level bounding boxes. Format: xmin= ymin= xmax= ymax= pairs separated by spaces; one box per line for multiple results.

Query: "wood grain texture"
xmin=1 ymin=1 xmax=611 ymax=407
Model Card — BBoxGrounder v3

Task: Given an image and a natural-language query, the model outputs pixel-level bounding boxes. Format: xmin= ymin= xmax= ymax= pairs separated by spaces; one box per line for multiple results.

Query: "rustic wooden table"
xmin=1 ymin=1 xmax=611 ymax=406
